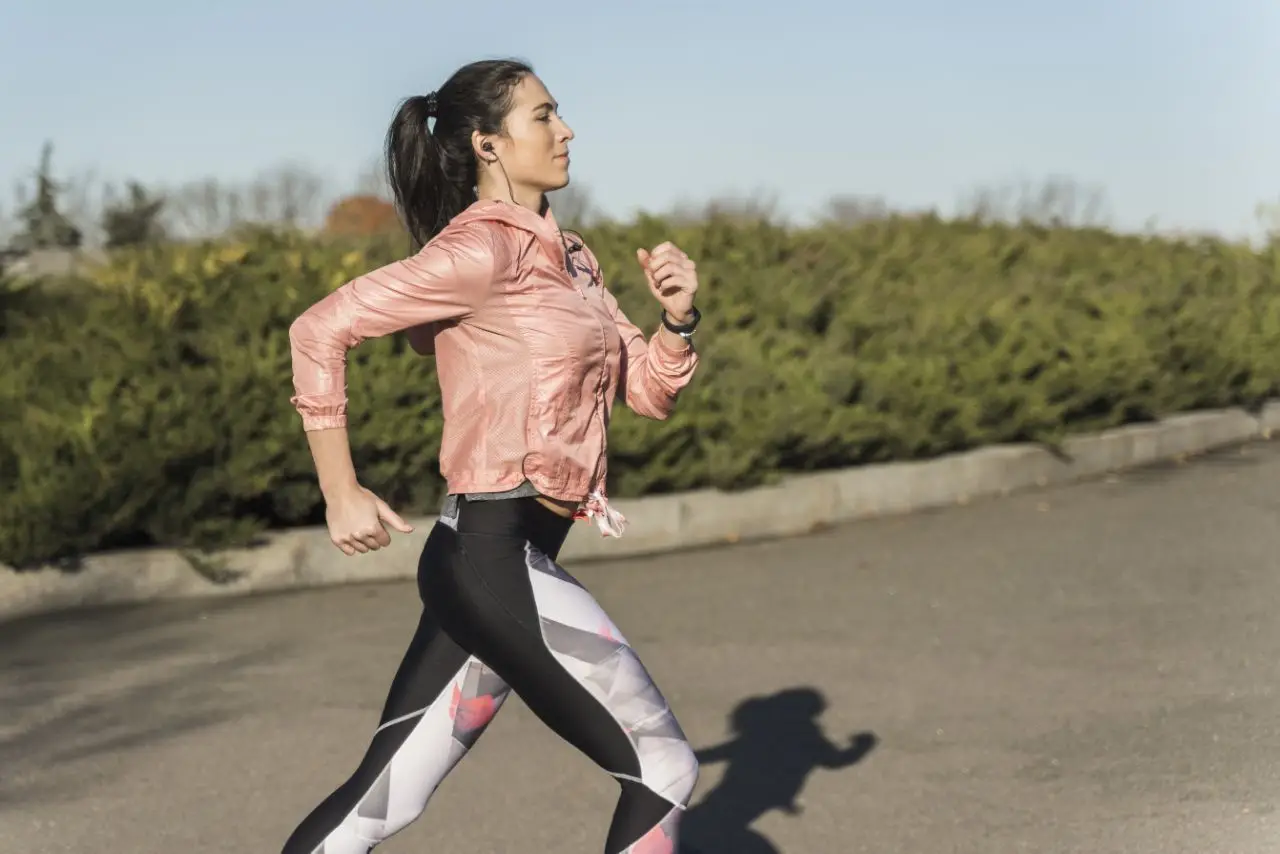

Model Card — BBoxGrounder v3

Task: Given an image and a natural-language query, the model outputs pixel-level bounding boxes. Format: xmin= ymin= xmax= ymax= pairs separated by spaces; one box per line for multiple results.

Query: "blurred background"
xmin=5 ymin=0 xmax=1280 ymax=257
xmin=5 ymin=5 xmax=1280 ymax=853
xmin=4 ymin=0 xmax=1280 ymax=566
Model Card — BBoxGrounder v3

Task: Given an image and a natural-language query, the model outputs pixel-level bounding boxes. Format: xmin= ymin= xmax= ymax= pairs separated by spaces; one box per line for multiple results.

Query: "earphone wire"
xmin=483 ymin=144 xmax=518 ymax=208
xmin=486 ymin=144 xmax=577 ymax=281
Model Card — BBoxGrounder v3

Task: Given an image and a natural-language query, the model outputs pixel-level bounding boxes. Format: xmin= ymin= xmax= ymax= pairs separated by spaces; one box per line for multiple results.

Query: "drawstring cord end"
xmin=574 ymin=489 xmax=627 ymax=538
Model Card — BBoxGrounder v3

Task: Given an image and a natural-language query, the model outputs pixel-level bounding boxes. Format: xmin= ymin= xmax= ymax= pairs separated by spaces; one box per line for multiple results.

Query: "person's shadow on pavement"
xmin=678 ymin=687 xmax=877 ymax=854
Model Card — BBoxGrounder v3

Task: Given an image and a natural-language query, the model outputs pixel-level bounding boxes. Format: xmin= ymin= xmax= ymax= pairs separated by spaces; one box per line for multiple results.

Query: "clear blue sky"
xmin=4 ymin=0 xmax=1279 ymax=237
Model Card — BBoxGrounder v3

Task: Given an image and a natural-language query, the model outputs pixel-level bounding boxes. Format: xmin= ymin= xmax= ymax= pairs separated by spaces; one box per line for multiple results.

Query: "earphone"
xmin=478 ymin=139 xmax=512 ymax=203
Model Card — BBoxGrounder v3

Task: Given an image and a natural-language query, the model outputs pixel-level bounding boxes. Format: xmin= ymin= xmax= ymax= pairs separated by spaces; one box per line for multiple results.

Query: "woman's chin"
xmin=545 ymin=171 xmax=572 ymax=192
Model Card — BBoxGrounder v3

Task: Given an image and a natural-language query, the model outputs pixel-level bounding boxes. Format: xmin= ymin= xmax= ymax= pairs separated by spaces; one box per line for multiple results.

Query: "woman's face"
xmin=485 ymin=74 xmax=576 ymax=194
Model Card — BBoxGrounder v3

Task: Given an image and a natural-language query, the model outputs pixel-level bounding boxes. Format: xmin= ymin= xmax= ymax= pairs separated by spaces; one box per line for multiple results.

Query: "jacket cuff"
xmin=299 ymin=412 xmax=348 ymax=431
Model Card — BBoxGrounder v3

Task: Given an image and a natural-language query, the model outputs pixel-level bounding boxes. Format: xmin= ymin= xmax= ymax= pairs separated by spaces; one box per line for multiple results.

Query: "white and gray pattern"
xmin=310 ymin=657 xmax=510 ymax=853
xmin=523 ymin=542 xmax=699 ymax=811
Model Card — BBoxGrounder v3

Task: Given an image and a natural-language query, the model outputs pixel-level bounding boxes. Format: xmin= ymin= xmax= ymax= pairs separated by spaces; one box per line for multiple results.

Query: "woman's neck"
xmin=476 ymin=178 xmax=544 ymax=215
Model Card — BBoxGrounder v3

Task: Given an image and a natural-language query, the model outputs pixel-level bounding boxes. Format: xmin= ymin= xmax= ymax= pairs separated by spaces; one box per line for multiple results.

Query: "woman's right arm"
xmin=289 ymin=223 xmax=500 ymax=432
xmin=288 ymin=222 xmax=501 ymax=553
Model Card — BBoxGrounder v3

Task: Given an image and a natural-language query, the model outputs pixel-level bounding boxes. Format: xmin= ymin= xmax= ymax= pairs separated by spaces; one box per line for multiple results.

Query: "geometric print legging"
xmin=280 ymin=494 xmax=699 ymax=853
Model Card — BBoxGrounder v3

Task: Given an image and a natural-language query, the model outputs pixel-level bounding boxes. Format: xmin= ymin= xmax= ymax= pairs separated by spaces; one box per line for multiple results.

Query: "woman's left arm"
xmin=602 ymin=288 xmax=700 ymax=420
xmin=595 ymin=240 xmax=702 ymax=420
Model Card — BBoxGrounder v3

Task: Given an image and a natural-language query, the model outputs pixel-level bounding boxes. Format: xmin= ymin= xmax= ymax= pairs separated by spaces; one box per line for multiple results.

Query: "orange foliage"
xmin=323 ymin=195 xmax=402 ymax=237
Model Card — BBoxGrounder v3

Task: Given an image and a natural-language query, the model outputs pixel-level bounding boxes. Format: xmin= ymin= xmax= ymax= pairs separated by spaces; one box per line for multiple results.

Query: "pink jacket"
xmin=288 ymin=199 xmax=700 ymax=535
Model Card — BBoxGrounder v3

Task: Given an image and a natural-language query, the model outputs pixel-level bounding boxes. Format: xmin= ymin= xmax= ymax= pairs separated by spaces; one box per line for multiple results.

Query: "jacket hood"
xmin=450 ymin=198 xmax=569 ymax=270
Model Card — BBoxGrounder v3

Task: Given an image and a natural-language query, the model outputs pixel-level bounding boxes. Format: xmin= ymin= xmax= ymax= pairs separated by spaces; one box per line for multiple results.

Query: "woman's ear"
xmin=471 ymin=131 xmax=498 ymax=163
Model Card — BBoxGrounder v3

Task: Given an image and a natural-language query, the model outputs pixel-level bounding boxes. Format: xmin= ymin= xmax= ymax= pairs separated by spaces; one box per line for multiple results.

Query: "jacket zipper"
xmin=562 ymin=234 xmax=610 ymax=496
xmin=584 ymin=267 xmax=610 ymax=494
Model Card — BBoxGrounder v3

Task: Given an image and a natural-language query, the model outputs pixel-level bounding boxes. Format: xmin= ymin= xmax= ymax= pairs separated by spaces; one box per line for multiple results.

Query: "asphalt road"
xmin=2 ymin=442 xmax=1279 ymax=853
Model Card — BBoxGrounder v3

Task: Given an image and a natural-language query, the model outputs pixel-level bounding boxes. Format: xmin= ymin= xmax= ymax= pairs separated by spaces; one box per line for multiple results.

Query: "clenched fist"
xmin=325 ymin=485 xmax=414 ymax=556
xmin=636 ymin=242 xmax=699 ymax=323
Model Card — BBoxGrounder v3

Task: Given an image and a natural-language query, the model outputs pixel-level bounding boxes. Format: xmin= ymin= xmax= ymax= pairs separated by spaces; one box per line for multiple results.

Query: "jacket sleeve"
xmin=288 ymin=222 xmax=500 ymax=431
xmin=601 ymin=284 xmax=700 ymax=421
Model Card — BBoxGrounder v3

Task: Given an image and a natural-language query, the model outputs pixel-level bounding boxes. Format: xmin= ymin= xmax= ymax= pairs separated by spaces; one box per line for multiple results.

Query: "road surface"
xmin=2 ymin=442 xmax=1279 ymax=853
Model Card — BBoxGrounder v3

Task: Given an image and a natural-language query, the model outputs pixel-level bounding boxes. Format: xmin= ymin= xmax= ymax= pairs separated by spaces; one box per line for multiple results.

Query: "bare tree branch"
xmin=957 ymin=176 xmax=1111 ymax=228
xmin=158 ymin=163 xmax=331 ymax=239
xmin=663 ymin=189 xmax=784 ymax=226
xmin=546 ymin=184 xmax=599 ymax=229
xmin=819 ymin=194 xmax=893 ymax=225
xmin=353 ymin=155 xmax=390 ymax=200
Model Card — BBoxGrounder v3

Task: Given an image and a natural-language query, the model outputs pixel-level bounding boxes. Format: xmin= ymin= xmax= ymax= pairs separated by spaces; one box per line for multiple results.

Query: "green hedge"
xmin=3 ymin=213 xmax=1279 ymax=568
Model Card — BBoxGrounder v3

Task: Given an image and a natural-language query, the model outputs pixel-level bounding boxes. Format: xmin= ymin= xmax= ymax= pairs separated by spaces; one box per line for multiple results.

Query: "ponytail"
xmin=384 ymin=59 xmax=533 ymax=251
xmin=384 ymin=94 xmax=451 ymax=251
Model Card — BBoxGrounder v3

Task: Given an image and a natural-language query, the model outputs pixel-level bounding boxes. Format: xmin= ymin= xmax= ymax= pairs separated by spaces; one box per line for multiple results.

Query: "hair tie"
xmin=424 ymin=91 xmax=439 ymax=117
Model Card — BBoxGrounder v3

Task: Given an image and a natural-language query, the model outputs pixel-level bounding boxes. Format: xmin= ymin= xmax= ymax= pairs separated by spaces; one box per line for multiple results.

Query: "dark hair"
xmin=385 ymin=58 xmax=533 ymax=249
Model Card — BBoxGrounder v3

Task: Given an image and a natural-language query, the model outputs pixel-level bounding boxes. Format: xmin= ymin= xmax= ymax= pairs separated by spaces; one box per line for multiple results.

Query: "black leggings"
xmin=281 ymin=495 xmax=699 ymax=853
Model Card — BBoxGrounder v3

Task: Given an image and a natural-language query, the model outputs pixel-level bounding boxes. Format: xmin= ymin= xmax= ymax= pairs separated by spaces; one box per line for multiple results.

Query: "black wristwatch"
xmin=661 ymin=306 xmax=701 ymax=339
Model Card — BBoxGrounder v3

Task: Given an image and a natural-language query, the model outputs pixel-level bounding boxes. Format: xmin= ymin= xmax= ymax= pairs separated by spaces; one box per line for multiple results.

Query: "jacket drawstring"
xmin=574 ymin=488 xmax=627 ymax=538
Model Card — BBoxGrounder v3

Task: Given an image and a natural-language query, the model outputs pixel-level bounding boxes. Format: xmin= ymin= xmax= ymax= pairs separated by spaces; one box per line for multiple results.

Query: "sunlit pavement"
xmin=3 ymin=442 xmax=1278 ymax=853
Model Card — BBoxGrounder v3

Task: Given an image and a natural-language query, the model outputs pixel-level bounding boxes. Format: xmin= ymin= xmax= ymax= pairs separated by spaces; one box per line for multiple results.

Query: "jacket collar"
xmin=454 ymin=198 xmax=569 ymax=270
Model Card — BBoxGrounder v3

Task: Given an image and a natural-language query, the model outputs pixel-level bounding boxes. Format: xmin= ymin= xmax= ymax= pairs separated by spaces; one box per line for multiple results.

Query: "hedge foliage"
xmin=3 ymin=212 xmax=1279 ymax=567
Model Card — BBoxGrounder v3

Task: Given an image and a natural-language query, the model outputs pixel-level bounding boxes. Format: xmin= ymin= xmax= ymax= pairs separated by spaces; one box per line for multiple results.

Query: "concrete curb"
xmin=3 ymin=399 xmax=1278 ymax=623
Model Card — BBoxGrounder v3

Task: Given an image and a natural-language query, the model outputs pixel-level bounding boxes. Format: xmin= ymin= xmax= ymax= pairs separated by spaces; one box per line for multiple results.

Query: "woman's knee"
xmin=648 ymin=735 xmax=700 ymax=808
xmin=675 ymin=739 xmax=701 ymax=805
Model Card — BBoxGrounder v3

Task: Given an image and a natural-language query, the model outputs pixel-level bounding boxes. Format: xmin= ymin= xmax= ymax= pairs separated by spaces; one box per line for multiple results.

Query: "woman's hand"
xmin=636 ymin=242 xmax=699 ymax=323
xmin=325 ymin=484 xmax=414 ymax=555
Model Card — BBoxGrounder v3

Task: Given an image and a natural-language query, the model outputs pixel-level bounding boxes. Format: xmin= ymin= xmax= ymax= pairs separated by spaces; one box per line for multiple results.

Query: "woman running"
xmin=282 ymin=58 xmax=704 ymax=853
